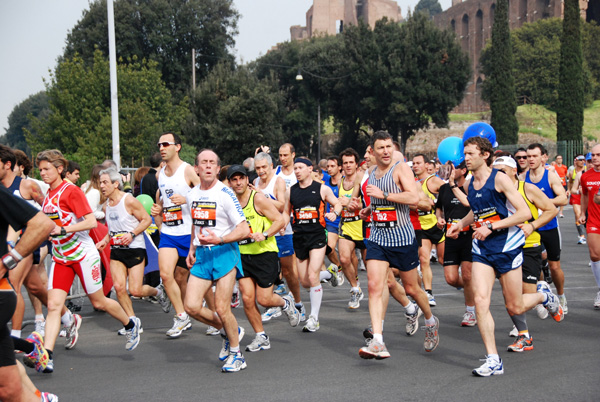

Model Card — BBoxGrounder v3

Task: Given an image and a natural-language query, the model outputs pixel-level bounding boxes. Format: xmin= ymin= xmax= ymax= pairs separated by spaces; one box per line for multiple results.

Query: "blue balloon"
xmin=437 ymin=136 xmax=464 ymax=166
xmin=463 ymin=122 xmax=498 ymax=148
xmin=586 ymin=152 xmax=592 ymax=161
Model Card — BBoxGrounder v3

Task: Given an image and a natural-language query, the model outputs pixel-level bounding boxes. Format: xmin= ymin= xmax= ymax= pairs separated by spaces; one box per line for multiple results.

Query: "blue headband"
xmin=295 ymin=157 xmax=313 ymax=167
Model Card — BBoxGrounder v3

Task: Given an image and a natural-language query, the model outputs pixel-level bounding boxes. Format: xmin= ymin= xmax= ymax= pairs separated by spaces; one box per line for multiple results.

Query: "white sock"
xmin=230 ymin=346 xmax=240 ymax=354
xmin=373 ymin=333 xmax=383 ymax=343
xmin=257 ymin=331 xmax=266 ymax=337
xmin=425 ymin=316 xmax=436 ymax=326
xmin=155 ymin=286 xmax=163 ymax=298
xmin=591 ymin=261 xmax=600 ymax=287
xmin=351 ymin=286 xmax=360 ymax=293
xmin=61 ymin=311 xmax=73 ymax=327
xmin=488 ymin=353 xmax=500 ymax=362
xmin=404 ymin=302 xmax=416 ymax=315
xmin=319 ymin=271 xmax=332 ymax=281
xmin=466 ymin=305 xmax=475 ymax=313
xmin=177 ymin=312 xmax=188 ymax=320
xmin=35 ymin=314 xmax=45 ymax=321
xmin=309 ymin=285 xmax=323 ymax=320
xmin=10 ymin=329 xmax=21 ymax=338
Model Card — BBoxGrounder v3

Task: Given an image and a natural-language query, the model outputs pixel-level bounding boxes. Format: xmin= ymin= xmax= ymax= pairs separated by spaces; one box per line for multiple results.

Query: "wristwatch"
xmin=60 ymin=227 xmax=67 ymax=236
xmin=2 ymin=254 xmax=19 ymax=270
xmin=383 ymin=191 xmax=389 ymax=200
xmin=450 ymin=184 xmax=459 ymax=189
xmin=130 ymin=232 xmax=136 ymax=239
xmin=262 ymin=232 xmax=269 ymax=239
xmin=485 ymin=221 xmax=494 ymax=231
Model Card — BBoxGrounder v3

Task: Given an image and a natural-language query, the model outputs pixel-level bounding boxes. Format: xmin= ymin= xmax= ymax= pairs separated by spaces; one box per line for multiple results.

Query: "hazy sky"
xmin=0 ymin=0 xmax=451 ymax=134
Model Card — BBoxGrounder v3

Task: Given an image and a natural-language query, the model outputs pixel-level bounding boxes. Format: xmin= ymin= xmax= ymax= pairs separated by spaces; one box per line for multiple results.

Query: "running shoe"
xmin=595 ymin=290 xmax=600 ymax=309
xmin=23 ymin=332 xmax=49 ymax=372
xmin=348 ymin=288 xmax=364 ymax=309
xmin=423 ymin=316 xmax=439 ymax=352
xmin=535 ymin=303 xmax=548 ymax=320
xmin=40 ymin=392 xmax=59 ymax=402
xmin=157 ymin=283 xmax=171 ymax=313
xmin=327 ymin=265 xmax=340 ymax=287
xmin=297 ymin=304 xmax=307 ymax=322
xmin=337 ymin=270 xmax=345 ymax=287
xmin=231 ymin=287 xmax=240 ymax=308
xmin=219 ymin=327 xmax=245 ymax=361
xmin=118 ymin=323 xmax=144 ymax=336
xmin=302 ymin=315 xmax=320 ymax=333
xmin=43 ymin=358 xmax=54 ymax=374
xmin=363 ymin=326 xmax=373 ymax=340
xmin=359 ymin=339 xmax=390 ymax=360
xmin=578 ymin=236 xmax=587 ymax=245
xmin=146 ymin=295 xmax=159 ymax=304
xmin=245 ymin=334 xmax=271 ymax=352
xmin=274 ymin=283 xmax=287 ymax=295
xmin=507 ymin=334 xmax=533 ymax=352
xmin=166 ymin=314 xmax=192 ymax=338
xmin=206 ymin=326 xmax=220 ymax=336
xmin=559 ymin=295 xmax=568 ymax=315
xmin=282 ymin=295 xmax=300 ymax=327
xmin=261 ymin=306 xmax=282 ymax=322
xmin=509 ymin=325 xmax=518 ymax=337
xmin=221 ymin=351 xmax=247 ymax=372
xmin=427 ymin=292 xmax=437 ymax=307
xmin=65 ymin=314 xmax=81 ymax=350
xmin=34 ymin=319 xmax=46 ymax=337
xmin=537 ymin=281 xmax=564 ymax=322
xmin=461 ymin=310 xmax=477 ymax=327
xmin=405 ymin=305 xmax=422 ymax=336
xmin=59 ymin=328 xmax=66 ymax=338
xmin=472 ymin=355 xmax=504 ymax=377
xmin=125 ymin=317 xmax=141 ymax=351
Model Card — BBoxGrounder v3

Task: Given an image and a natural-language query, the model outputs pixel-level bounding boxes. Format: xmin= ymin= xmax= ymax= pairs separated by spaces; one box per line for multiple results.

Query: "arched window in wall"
xmin=462 ymin=14 xmax=470 ymax=51
xmin=475 ymin=10 xmax=484 ymax=57
xmin=519 ymin=0 xmax=528 ymax=25
xmin=451 ymin=19 xmax=456 ymax=32
xmin=490 ymin=3 xmax=496 ymax=27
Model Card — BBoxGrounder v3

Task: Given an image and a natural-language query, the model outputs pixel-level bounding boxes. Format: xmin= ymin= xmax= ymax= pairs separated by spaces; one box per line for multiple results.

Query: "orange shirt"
xmin=554 ymin=163 xmax=568 ymax=186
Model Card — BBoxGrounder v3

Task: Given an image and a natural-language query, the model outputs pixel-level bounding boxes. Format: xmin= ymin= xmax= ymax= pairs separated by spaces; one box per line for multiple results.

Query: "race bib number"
xmin=45 ymin=211 xmax=63 ymax=227
xmin=341 ymin=208 xmax=360 ymax=223
xmin=447 ymin=219 xmax=469 ymax=232
xmin=473 ymin=211 xmax=501 ymax=229
xmin=163 ymin=205 xmax=184 ymax=226
xmin=191 ymin=201 xmax=216 ymax=227
xmin=294 ymin=207 xmax=319 ymax=224
xmin=110 ymin=231 xmax=129 ymax=249
xmin=373 ymin=206 xmax=398 ymax=228
xmin=418 ymin=208 xmax=433 ymax=216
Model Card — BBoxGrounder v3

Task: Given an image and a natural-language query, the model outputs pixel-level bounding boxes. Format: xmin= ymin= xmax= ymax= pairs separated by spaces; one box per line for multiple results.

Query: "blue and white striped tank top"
xmin=368 ymin=162 xmax=415 ymax=247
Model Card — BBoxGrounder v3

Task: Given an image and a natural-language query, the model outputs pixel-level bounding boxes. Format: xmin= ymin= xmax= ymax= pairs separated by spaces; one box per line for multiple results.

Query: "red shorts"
xmin=49 ymin=252 xmax=103 ymax=295
xmin=570 ymin=193 xmax=581 ymax=205
xmin=587 ymin=221 xmax=600 ymax=234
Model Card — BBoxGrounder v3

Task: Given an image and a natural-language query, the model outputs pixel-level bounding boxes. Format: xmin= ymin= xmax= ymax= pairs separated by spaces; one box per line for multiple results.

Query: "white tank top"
xmin=105 ymin=193 xmax=145 ymax=249
xmin=256 ymin=173 xmax=277 ymax=200
xmin=158 ymin=162 xmax=193 ymax=236
xmin=275 ymin=165 xmax=297 ymax=188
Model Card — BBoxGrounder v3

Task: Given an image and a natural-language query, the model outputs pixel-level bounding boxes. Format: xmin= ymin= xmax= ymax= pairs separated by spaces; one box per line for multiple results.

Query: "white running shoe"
xmin=231 ymin=287 xmax=240 ymax=308
xmin=594 ymin=290 xmax=600 ymax=309
xmin=535 ymin=303 xmax=549 ymax=320
xmin=261 ymin=307 xmax=282 ymax=322
xmin=302 ymin=315 xmax=320 ymax=332
xmin=537 ymin=281 xmax=564 ymax=322
xmin=461 ymin=311 xmax=477 ymax=327
xmin=166 ymin=315 xmax=192 ymax=338
xmin=65 ymin=314 xmax=81 ymax=350
xmin=245 ymin=334 xmax=270 ymax=352
xmin=423 ymin=316 xmax=439 ymax=352
xmin=359 ymin=339 xmax=390 ymax=360
xmin=206 ymin=326 xmax=220 ymax=336
xmin=157 ymin=283 xmax=171 ymax=313
xmin=427 ymin=292 xmax=437 ymax=307
xmin=348 ymin=288 xmax=364 ymax=309
xmin=118 ymin=323 xmax=144 ymax=335
xmin=509 ymin=325 xmax=518 ymax=337
xmin=125 ymin=317 xmax=141 ymax=351
xmin=405 ymin=304 xmax=422 ymax=336
xmin=472 ymin=355 xmax=504 ymax=377
xmin=327 ymin=264 xmax=340 ymax=287
xmin=34 ymin=319 xmax=46 ymax=337
xmin=221 ymin=351 xmax=247 ymax=372
xmin=219 ymin=327 xmax=245 ymax=361
xmin=559 ymin=295 xmax=568 ymax=315
xmin=298 ymin=304 xmax=307 ymax=322
xmin=282 ymin=295 xmax=300 ymax=327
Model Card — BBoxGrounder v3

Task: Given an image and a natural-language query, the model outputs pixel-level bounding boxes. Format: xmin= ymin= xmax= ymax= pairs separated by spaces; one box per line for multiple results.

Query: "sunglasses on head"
xmin=157 ymin=142 xmax=176 ymax=148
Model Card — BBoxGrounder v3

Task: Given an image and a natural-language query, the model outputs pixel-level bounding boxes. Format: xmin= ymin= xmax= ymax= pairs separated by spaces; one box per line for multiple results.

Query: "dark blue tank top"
xmin=7 ymin=176 xmax=22 ymax=195
xmin=524 ymin=169 xmax=557 ymax=231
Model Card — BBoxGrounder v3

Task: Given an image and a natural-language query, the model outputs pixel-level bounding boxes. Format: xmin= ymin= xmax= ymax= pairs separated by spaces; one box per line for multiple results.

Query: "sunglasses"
xmin=515 ymin=156 xmax=527 ymax=160
xmin=157 ymin=142 xmax=176 ymax=148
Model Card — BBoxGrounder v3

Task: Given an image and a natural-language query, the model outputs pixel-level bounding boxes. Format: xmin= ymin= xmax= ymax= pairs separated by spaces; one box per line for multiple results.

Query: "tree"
xmin=184 ymin=62 xmax=286 ymax=164
xmin=1 ymin=92 xmax=49 ymax=154
xmin=557 ymin=0 xmax=584 ymax=142
xmin=482 ymin=0 xmax=519 ymax=145
xmin=63 ymin=0 xmax=239 ymax=97
xmin=28 ymin=50 xmax=188 ymax=177
xmin=414 ymin=0 xmax=442 ymax=17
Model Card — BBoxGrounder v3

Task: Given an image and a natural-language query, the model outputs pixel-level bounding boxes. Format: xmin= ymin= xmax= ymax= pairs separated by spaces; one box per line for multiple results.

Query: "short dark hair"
xmin=412 ymin=153 xmax=426 ymax=163
xmin=67 ymin=160 xmax=81 ymax=174
xmin=149 ymin=152 xmax=162 ymax=168
xmin=0 ymin=144 xmax=16 ymax=168
xmin=464 ymin=137 xmax=493 ymax=166
xmin=327 ymin=155 xmax=342 ymax=166
xmin=13 ymin=149 xmax=32 ymax=175
xmin=370 ymin=131 xmax=392 ymax=148
xmin=339 ymin=148 xmax=360 ymax=164
xmin=514 ymin=148 xmax=527 ymax=157
xmin=527 ymin=143 xmax=547 ymax=155
xmin=161 ymin=131 xmax=182 ymax=145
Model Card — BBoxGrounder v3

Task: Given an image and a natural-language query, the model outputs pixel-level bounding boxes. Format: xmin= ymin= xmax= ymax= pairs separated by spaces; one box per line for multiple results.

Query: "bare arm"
xmin=50 ymin=213 xmax=97 ymax=236
xmin=548 ymin=171 xmax=568 ymax=206
xmin=270 ymin=177 xmax=287 ymax=212
xmin=520 ymin=183 xmax=558 ymax=238
xmin=253 ymin=192 xmax=285 ymax=240
xmin=321 ymin=184 xmax=342 ymax=221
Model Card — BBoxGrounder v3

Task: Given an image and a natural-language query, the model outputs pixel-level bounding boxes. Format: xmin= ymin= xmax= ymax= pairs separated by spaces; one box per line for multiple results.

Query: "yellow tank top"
xmin=517 ymin=181 xmax=541 ymax=249
xmin=418 ymin=175 xmax=438 ymax=230
xmin=239 ymin=191 xmax=279 ymax=255
xmin=338 ymin=177 xmax=363 ymax=241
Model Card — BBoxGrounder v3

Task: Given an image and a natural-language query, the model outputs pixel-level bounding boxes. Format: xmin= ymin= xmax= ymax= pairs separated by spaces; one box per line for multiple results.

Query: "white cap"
xmin=493 ymin=156 xmax=517 ymax=169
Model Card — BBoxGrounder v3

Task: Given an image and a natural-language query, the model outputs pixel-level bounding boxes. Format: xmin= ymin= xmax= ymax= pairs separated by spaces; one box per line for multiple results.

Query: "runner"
xmin=525 ymin=144 xmax=569 ymax=314
xmin=184 ymin=150 xmax=249 ymax=372
xmin=447 ymin=137 xmax=563 ymax=377
xmin=254 ymin=151 xmax=305 ymax=321
xmin=436 ymin=161 xmax=476 ymax=326
xmin=323 ymin=156 xmax=343 ymax=282
xmin=150 ymin=132 xmax=200 ymax=337
xmin=38 ymin=150 xmax=141 ymax=374
xmin=284 ymin=157 xmax=342 ymax=332
xmin=358 ymin=131 xmax=439 ymax=359
xmin=568 ymin=155 xmax=587 ymax=244
xmin=229 ymin=165 xmax=300 ymax=352
xmin=553 ymin=155 xmax=568 ymax=218
xmin=96 ymin=168 xmax=169 ymax=334
xmin=514 ymin=148 xmax=528 ymax=177
xmin=578 ymin=144 xmax=600 ymax=309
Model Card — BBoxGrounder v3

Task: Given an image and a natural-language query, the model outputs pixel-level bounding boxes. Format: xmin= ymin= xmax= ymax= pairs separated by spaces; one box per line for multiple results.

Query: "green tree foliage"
xmin=482 ymin=0 xmax=519 ymax=145
xmin=1 ymin=92 xmax=49 ymax=154
xmin=184 ymin=62 xmax=286 ymax=164
xmin=557 ymin=0 xmax=584 ymax=142
xmin=63 ymin=0 xmax=239 ymax=97
xmin=28 ymin=50 xmax=188 ymax=176
xmin=414 ymin=0 xmax=442 ymax=17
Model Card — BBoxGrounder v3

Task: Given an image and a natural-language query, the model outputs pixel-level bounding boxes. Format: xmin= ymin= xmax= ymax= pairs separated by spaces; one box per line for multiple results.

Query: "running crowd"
xmin=2 ymin=131 xmax=600 ymax=400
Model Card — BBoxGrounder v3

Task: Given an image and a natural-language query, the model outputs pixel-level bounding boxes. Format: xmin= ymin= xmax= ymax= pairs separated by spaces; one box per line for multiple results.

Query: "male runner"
xmin=38 ymin=150 xmax=141 ymax=374
xmin=514 ymin=148 xmax=528 ymax=176
xmin=97 ymin=168 xmax=169 ymax=334
xmin=323 ymin=156 xmax=343 ymax=280
xmin=578 ymin=144 xmax=600 ymax=309
xmin=337 ymin=148 xmax=365 ymax=308
xmin=436 ymin=161 xmax=476 ymax=326
xmin=568 ymin=155 xmax=587 ymax=244
xmin=553 ymin=155 xmax=568 ymax=218
xmin=229 ymin=165 xmax=300 ymax=351
xmin=150 ymin=132 xmax=200 ymax=337
xmin=412 ymin=153 xmax=445 ymax=306
xmin=284 ymin=158 xmax=342 ymax=332
xmin=184 ymin=150 xmax=249 ymax=372
xmin=447 ymin=138 xmax=563 ymax=377
xmin=358 ymin=131 xmax=439 ymax=359
xmin=254 ymin=151 xmax=305 ymax=320
xmin=525 ymin=144 xmax=568 ymax=313
xmin=64 ymin=161 xmax=80 ymax=185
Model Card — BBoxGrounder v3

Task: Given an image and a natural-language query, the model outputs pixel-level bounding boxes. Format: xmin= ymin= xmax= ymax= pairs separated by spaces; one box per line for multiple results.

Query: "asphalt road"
xmin=20 ymin=206 xmax=600 ymax=401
